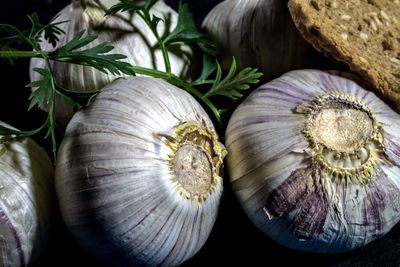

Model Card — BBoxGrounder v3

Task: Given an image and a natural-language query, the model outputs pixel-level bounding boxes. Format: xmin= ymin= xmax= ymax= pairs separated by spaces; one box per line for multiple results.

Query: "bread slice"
xmin=288 ymin=0 xmax=400 ymax=109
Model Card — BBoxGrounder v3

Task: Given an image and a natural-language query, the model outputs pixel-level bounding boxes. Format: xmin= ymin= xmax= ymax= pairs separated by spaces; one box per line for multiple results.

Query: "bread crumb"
xmin=360 ymin=32 xmax=368 ymax=40
xmin=389 ymin=57 xmax=400 ymax=64
xmin=373 ymin=15 xmax=383 ymax=26
xmin=380 ymin=10 xmax=390 ymax=20
xmin=310 ymin=0 xmax=320 ymax=11
xmin=370 ymin=20 xmax=378 ymax=31
xmin=330 ymin=0 xmax=338 ymax=8
xmin=341 ymin=32 xmax=348 ymax=40
xmin=359 ymin=57 xmax=368 ymax=64
xmin=341 ymin=14 xmax=351 ymax=21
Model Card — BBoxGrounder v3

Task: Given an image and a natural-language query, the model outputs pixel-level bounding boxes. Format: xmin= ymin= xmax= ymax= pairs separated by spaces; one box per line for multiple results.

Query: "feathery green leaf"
xmin=204 ymin=58 xmax=263 ymax=99
xmin=49 ymin=30 xmax=134 ymax=75
xmin=27 ymin=68 xmax=53 ymax=110
xmin=163 ymin=4 xmax=215 ymax=56
xmin=106 ymin=0 xmax=158 ymax=15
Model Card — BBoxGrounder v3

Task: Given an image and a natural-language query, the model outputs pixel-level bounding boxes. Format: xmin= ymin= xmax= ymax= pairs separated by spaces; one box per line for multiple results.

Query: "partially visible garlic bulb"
xmin=0 ymin=122 xmax=54 ymax=266
xmin=55 ymin=76 xmax=226 ymax=266
xmin=225 ymin=69 xmax=400 ymax=253
xmin=202 ymin=0 xmax=329 ymax=80
xmin=30 ymin=0 xmax=192 ymax=125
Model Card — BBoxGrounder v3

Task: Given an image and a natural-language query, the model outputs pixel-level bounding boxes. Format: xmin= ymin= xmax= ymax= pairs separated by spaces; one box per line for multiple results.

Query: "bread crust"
xmin=288 ymin=0 xmax=400 ymax=110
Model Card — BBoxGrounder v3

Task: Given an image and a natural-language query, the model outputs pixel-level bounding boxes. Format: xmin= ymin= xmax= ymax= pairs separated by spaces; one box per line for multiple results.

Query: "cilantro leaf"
xmin=204 ymin=58 xmax=263 ymax=99
xmin=163 ymin=4 xmax=215 ymax=56
xmin=48 ymin=30 xmax=134 ymax=75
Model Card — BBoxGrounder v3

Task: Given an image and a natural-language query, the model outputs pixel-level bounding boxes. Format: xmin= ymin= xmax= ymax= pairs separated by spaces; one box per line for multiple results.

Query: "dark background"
xmin=1 ymin=0 xmax=400 ymax=266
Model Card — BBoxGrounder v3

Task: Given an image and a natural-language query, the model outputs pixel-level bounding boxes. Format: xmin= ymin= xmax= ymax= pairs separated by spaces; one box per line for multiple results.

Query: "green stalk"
xmin=44 ymin=58 xmax=57 ymax=160
xmin=31 ymin=40 xmax=58 ymax=160
xmin=133 ymin=66 xmax=222 ymax=128
xmin=137 ymin=10 xmax=171 ymax=75
xmin=0 ymin=50 xmax=42 ymax=58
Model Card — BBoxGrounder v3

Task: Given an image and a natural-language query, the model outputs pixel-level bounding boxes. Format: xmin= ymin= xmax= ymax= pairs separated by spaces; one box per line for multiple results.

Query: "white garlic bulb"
xmin=0 ymin=122 xmax=54 ymax=266
xmin=225 ymin=69 xmax=400 ymax=253
xmin=202 ymin=0 xmax=327 ymax=80
xmin=30 ymin=0 xmax=192 ymax=125
xmin=55 ymin=76 xmax=226 ymax=266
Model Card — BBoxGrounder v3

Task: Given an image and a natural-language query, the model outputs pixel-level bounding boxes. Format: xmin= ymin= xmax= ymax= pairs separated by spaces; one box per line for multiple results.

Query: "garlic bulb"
xmin=202 ymin=0 xmax=328 ymax=80
xmin=225 ymin=69 xmax=400 ymax=253
xmin=0 ymin=122 xmax=54 ymax=266
xmin=30 ymin=0 xmax=192 ymax=125
xmin=55 ymin=76 xmax=226 ymax=266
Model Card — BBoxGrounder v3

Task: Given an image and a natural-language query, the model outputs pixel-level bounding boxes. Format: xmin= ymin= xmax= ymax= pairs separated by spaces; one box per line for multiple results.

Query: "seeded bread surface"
xmin=288 ymin=0 xmax=400 ymax=108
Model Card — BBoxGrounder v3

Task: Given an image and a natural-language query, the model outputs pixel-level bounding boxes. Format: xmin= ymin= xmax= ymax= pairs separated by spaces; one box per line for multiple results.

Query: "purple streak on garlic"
xmin=264 ymin=165 xmax=329 ymax=239
xmin=30 ymin=0 xmax=192 ymax=126
xmin=0 ymin=207 xmax=25 ymax=266
xmin=0 ymin=122 xmax=54 ymax=267
xmin=225 ymin=69 xmax=400 ymax=253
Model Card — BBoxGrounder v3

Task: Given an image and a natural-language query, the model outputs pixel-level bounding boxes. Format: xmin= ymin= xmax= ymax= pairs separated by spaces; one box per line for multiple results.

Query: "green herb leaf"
xmin=48 ymin=30 xmax=134 ymax=75
xmin=27 ymin=13 xmax=41 ymax=41
xmin=163 ymin=4 xmax=215 ymax=56
xmin=41 ymin=17 xmax=66 ymax=47
xmin=0 ymin=23 xmax=28 ymax=45
xmin=192 ymin=54 xmax=217 ymax=85
xmin=204 ymin=58 xmax=263 ymax=99
xmin=26 ymin=66 xmax=58 ymax=159
xmin=30 ymin=14 xmax=66 ymax=47
xmin=105 ymin=0 xmax=142 ymax=15
xmin=0 ymin=125 xmax=43 ymax=140
xmin=0 ymin=13 xmax=66 ymax=49
xmin=56 ymin=85 xmax=98 ymax=109
xmin=0 ymin=44 xmax=17 ymax=64
xmin=27 ymin=68 xmax=53 ymax=110
xmin=105 ymin=0 xmax=158 ymax=16
xmin=145 ymin=0 xmax=159 ymax=10
xmin=151 ymin=14 xmax=163 ymax=29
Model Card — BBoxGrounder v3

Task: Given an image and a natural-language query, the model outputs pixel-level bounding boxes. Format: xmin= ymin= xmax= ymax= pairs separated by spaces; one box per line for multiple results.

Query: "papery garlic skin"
xmin=202 ymin=0 xmax=327 ymax=80
xmin=55 ymin=77 xmax=226 ymax=266
xmin=30 ymin=0 xmax=192 ymax=125
xmin=0 ymin=122 xmax=54 ymax=266
xmin=225 ymin=69 xmax=400 ymax=253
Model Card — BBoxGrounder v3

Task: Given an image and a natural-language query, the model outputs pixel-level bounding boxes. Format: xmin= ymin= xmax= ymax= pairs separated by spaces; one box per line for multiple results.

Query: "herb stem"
xmin=132 ymin=65 xmax=222 ymax=127
xmin=0 ymin=50 xmax=42 ymax=58
xmin=32 ymin=37 xmax=58 ymax=160
xmin=44 ymin=57 xmax=57 ymax=160
xmin=137 ymin=10 xmax=171 ymax=75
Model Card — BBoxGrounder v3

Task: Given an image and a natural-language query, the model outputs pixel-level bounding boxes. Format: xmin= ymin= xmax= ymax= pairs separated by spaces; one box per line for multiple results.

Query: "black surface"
xmin=1 ymin=1 xmax=400 ymax=266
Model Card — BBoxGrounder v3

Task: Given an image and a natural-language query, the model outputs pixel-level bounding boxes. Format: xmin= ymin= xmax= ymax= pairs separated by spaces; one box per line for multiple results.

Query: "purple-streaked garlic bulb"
xmin=202 ymin=0 xmax=327 ymax=80
xmin=225 ymin=69 xmax=400 ymax=253
xmin=0 ymin=122 xmax=54 ymax=266
xmin=30 ymin=0 xmax=192 ymax=126
xmin=55 ymin=76 xmax=226 ymax=266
